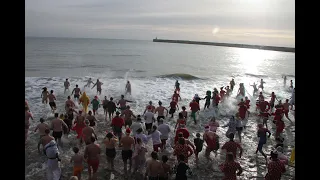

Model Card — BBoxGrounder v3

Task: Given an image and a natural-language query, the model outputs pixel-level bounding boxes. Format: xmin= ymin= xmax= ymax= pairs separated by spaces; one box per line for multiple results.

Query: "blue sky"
xmin=25 ymin=0 xmax=295 ymax=47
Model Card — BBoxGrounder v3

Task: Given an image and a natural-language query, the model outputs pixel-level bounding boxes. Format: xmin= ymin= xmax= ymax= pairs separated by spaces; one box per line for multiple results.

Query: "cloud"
xmin=25 ymin=0 xmax=295 ymax=47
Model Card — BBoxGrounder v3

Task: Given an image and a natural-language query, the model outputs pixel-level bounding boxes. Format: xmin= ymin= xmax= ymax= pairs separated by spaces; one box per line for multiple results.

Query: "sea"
xmin=25 ymin=37 xmax=295 ymax=180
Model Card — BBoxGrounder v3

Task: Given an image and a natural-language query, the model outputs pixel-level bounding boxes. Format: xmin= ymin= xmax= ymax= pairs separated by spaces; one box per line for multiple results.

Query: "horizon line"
xmin=25 ymin=36 xmax=295 ymax=48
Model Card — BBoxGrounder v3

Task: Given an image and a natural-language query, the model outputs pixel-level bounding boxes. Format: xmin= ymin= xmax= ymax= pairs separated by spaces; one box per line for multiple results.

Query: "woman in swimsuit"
xmin=103 ymin=132 xmax=118 ymax=171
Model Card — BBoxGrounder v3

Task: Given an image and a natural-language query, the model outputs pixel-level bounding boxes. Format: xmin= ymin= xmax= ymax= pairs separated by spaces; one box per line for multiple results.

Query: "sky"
xmin=25 ymin=0 xmax=295 ymax=47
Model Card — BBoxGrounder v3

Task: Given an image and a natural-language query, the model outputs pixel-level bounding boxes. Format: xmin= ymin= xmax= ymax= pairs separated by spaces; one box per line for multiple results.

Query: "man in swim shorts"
xmin=34 ymin=118 xmax=49 ymax=139
xmin=48 ymin=90 xmax=57 ymax=113
xmin=84 ymin=136 xmax=101 ymax=180
xmin=84 ymin=78 xmax=94 ymax=88
xmin=169 ymin=99 xmax=179 ymax=118
xmin=92 ymin=79 xmax=103 ymax=95
xmin=230 ymin=79 xmax=235 ymax=91
xmin=111 ymin=111 xmax=125 ymax=141
xmin=82 ymin=119 xmax=98 ymax=145
xmin=64 ymin=78 xmax=70 ymax=94
xmin=118 ymin=95 xmax=133 ymax=113
xmin=71 ymin=85 xmax=81 ymax=101
xmin=155 ymin=101 xmax=168 ymax=122
xmin=51 ymin=113 xmax=69 ymax=147
xmin=120 ymin=128 xmax=135 ymax=177
xmin=38 ymin=129 xmax=54 ymax=154
xmin=121 ymin=105 xmax=136 ymax=127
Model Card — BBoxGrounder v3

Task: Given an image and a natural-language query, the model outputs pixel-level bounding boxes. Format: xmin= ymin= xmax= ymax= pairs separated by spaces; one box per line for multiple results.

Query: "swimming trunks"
xmin=52 ymin=131 xmax=63 ymax=139
xmin=106 ymin=148 xmax=116 ymax=159
xmin=122 ymin=150 xmax=133 ymax=161
xmin=157 ymin=116 xmax=165 ymax=122
xmin=73 ymin=165 xmax=83 ymax=176
xmin=145 ymin=123 xmax=153 ymax=130
xmin=87 ymin=159 xmax=99 ymax=173
xmin=49 ymin=102 xmax=56 ymax=108
xmin=74 ymin=94 xmax=80 ymax=99
xmin=169 ymin=108 xmax=176 ymax=114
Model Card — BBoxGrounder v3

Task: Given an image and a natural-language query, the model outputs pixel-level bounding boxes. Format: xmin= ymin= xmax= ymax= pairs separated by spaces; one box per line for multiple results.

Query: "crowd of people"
xmin=25 ymin=77 xmax=295 ymax=180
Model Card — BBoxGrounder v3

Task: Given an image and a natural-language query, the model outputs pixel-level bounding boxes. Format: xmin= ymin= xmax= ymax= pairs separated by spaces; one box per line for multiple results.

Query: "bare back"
xmin=155 ymin=106 xmax=165 ymax=116
xmin=104 ymin=138 xmax=117 ymax=149
xmin=120 ymin=135 xmax=135 ymax=150
xmin=82 ymin=126 xmax=94 ymax=141
xmin=37 ymin=123 xmax=49 ymax=135
xmin=85 ymin=144 xmax=101 ymax=161
xmin=41 ymin=135 xmax=55 ymax=147
xmin=147 ymin=159 xmax=164 ymax=177
xmin=72 ymin=154 xmax=84 ymax=167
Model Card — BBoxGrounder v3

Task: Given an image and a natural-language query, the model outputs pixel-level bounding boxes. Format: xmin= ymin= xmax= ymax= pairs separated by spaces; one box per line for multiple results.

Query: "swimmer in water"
xmin=237 ymin=83 xmax=245 ymax=97
xmin=283 ymin=76 xmax=287 ymax=86
xmin=259 ymin=79 xmax=266 ymax=91
xmin=118 ymin=95 xmax=133 ymax=113
xmin=92 ymin=79 xmax=103 ymax=95
xmin=125 ymin=81 xmax=131 ymax=95
xmin=290 ymin=80 xmax=293 ymax=88
xmin=71 ymin=85 xmax=82 ymax=102
xmin=175 ymin=80 xmax=180 ymax=92
xmin=230 ymin=78 xmax=235 ymax=91
xmin=250 ymin=82 xmax=259 ymax=95
xmin=41 ymin=87 xmax=49 ymax=104
xmin=64 ymin=78 xmax=70 ymax=94
xmin=225 ymin=86 xmax=232 ymax=97
xmin=84 ymin=78 xmax=94 ymax=88
xmin=269 ymin=92 xmax=279 ymax=112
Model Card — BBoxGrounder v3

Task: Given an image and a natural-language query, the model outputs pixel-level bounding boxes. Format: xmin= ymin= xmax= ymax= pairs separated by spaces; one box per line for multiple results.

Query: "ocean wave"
xmin=244 ymin=73 xmax=268 ymax=78
xmin=282 ymin=74 xmax=295 ymax=78
xmin=156 ymin=73 xmax=203 ymax=80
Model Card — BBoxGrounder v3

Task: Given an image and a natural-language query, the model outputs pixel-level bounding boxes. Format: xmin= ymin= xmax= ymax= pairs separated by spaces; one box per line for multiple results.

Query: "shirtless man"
xmin=74 ymin=111 xmax=86 ymax=139
xmin=41 ymin=87 xmax=49 ymax=104
xmin=230 ymin=79 xmax=235 ymax=91
xmin=25 ymin=106 xmax=34 ymax=143
xmin=82 ymin=120 xmax=98 ymax=145
xmin=121 ymin=105 xmax=136 ymax=127
xmin=250 ymin=82 xmax=259 ymax=95
xmin=225 ymin=86 xmax=232 ymax=97
xmin=84 ymin=137 xmax=101 ymax=180
xmin=48 ymin=90 xmax=57 ymax=113
xmin=290 ymin=80 xmax=293 ymax=88
xmin=34 ymin=118 xmax=49 ymax=139
xmin=120 ymin=128 xmax=135 ymax=176
xmin=155 ymin=101 xmax=168 ymax=123
xmin=143 ymin=101 xmax=156 ymax=114
xmin=64 ymin=78 xmax=70 ymax=93
xmin=85 ymin=78 xmax=94 ymax=88
xmin=118 ymin=95 xmax=133 ymax=113
xmin=283 ymin=99 xmax=292 ymax=122
xmin=125 ymin=81 xmax=131 ymax=95
xmin=51 ymin=113 xmax=69 ymax=147
xmin=269 ymin=92 xmax=279 ymax=112
xmin=92 ymin=79 xmax=103 ymax=95
xmin=145 ymin=151 xmax=164 ymax=180
xmin=86 ymin=111 xmax=98 ymax=127
xmin=71 ymin=85 xmax=82 ymax=101
xmin=38 ymin=129 xmax=55 ymax=154
xmin=172 ymin=91 xmax=181 ymax=103
xmin=259 ymin=79 xmax=266 ymax=91
xmin=65 ymin=96 xmax=76 ymax=112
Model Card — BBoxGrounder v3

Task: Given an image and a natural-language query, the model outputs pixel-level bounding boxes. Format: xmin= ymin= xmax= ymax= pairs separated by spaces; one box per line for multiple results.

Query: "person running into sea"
xmin=225 ymin=86 xmax=232 ymax=97
xmin=106 ymin=97 xmax=117 ymax=121
xmin=102 ymin=96 xmax=109 ymax=118
xmin=64 ymin=78 xmax=70 ymax=93
xmin=132 ymin=137 xmax=147 ymax=178
xmin=172 ymin=90 xmax=182 ymax=103
xmin=268 ymin=92 xmax=279 ymax=112
xmin=180 ymin=106 xmax=188 ymax=119
xmin=72 ymin=110 xmax=86 ymax=140
xmin=193 ymin=133 xmax=204 ymax=165
xmin=290 ymin=88 xmax=295 ymax=110
xmin=220 ymin=87 xmax=226 ymax=100
xmin=207 ymin=117 xmax=219 ymax=132
xmin=255 ymin=124 xmax=271 ymax=161
xmin=84 ymin=78 xmax=94 ymax=88
xmin=259 ymin=79 xmax=266 ymax=91
xmin=203 ymin=126 xmax=219 ymax=159
xmin=189 ymin=99 xmax=200 ymax=124
xmin=48 ymin=90 xmax=57 ymax=113
xmin=25 ymin=106 xmax=34 ymax=144
xmin=135 ymin=128 xmax=148 ymax=144
xmin=222 ymin=116 xmax=237 ymax=138
xmin=65 ymin=96 xmax=75 ymax=112
xmin=290 ymin=80 xmax=293 ymax=88
xmin=84 ymin=137 xmax=101 ymax=180
xmin=130 ymin=115 xmax=144 ymax=141
xmin=230 ymin=78 xmax=236 ymax=91
xmin=111 ymin=111 xmax=125 ymax=141
xmin=41 ymin=87 xmax=49 ymax=104
xmin=174 ymin=154 xmax=192 ymax=180
xmin=143 ymin=101 xmax=156 ymax=114
xmin=90 ymin=96 xmax=100 ymax=116
xmin=221 ymin=133 xmax=243 ymax=160
xmin=283 ymin=75 xmax=287 ymax=86
xmin=118 ymin=95 xmax=133 ymax=113
xmin=283 ymin=99 xmax=292 ymax=122
xmin=51 ymin=113 xmax=69 ymax=147
xmin=250 ymin=82 xmax=259 ymax=95
xmin=155 ymin=101 xmax=168 ymax=122
xmin=161 ymin=155 xmax=173 ymax=180
xmin=38 ymin=129 xmax=54 ymax=154
xmin=147 ymin=125 xmax=163 ymax=152
xmin=144 ymin=106 xmax=156 ymax=133
xmin=259 ymin=111 xmax=272 ymax=128
xmin=86 ymin=110 xmax=98 ymax=128
xmin=71 ymin=85 xmax=82 ymax=102
xmin=79 ymin=92 xmax=90 ymax=113
xmin=175 ymin=113 xmax=187 ymax=131
xmin=157 ymin=118 xmax=171 ymax=151
xmin=70 ymin=147 xmax=85 ymax=180
xmin=119 ymin=128 xmax=135 ymax=177
xmin=203 ymin=90 xmax=212 ymax=110
xmin=82 ymin=119 xmax=98 ymax=145
xmin=145 ymin=152 xmax=165 ymax=180
xmin=125 ymin=80 xmax=132 ymax=95
xmin=121 ymin=105 xmax=136 ymax=127
xmin=236 ymin=83 xmax=245 ymax=97
xmin=92 ymin=79 xmax=103 ymax=95
xmin=175 ymin=80 xmax=180 ymax=92
xmin=265 ymin=150 xmax=286 ymax=180
xmin=169 ymin=99 xmax=179 ymax=118
xmin=34 ymin=118 xmax=49 ymax=139
xmin=219 ymin=152 xmax=243 ymax=180
xmin=103 ymin=132 xmax=118 ymax=171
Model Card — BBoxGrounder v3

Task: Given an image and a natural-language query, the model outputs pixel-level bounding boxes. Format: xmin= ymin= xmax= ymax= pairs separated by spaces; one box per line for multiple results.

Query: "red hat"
xmin=95 ymin=96 xmax=98 ymax=99
xmin=126 ymin=128 xmax=131 ymax=134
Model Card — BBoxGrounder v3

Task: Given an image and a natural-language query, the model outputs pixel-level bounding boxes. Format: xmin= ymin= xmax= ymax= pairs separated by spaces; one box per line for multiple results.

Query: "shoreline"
xmin=153 ymin=39 xmax=295 ymax=53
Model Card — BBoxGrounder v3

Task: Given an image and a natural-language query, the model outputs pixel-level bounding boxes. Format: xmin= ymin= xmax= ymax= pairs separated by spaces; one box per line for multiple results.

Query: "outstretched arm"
xmin=91 ymin=83 xmax=97 ymax=89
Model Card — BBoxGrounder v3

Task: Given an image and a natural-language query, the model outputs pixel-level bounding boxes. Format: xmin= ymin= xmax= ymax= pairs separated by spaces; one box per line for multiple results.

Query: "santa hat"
xmin=126 ymin=128 xmax=131 ymax=134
